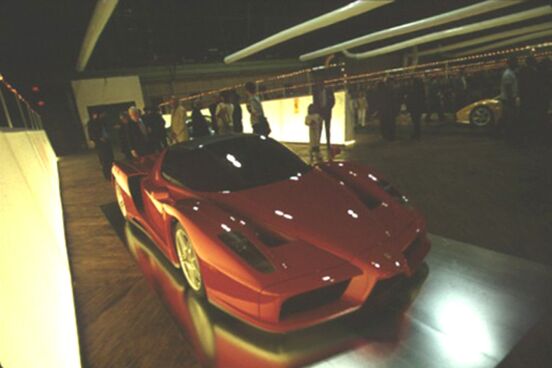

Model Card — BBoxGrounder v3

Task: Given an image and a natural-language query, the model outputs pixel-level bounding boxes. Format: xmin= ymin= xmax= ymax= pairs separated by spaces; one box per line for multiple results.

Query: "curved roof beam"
xmin=300 ymin=0 xmax=522 ymax=62
xmin=450 ymin=28 xmax=552 ymax=57
xmin=76 ymin=0 xmax=119 ymax=72
xmin=417 ymin=22 xmax=552 ymax=57
xmin=224 ymin=0 xmax=392 ymax=64
xmin=343 ymin=5 xmax=552 ymax=60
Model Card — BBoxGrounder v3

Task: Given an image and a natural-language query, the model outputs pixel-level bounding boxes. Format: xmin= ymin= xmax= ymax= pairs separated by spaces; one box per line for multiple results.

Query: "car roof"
xmin=168 ymin=133 xmax=261 ymax=151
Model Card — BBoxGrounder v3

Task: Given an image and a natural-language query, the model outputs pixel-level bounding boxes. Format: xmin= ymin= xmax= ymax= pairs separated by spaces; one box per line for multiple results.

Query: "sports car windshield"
xmin=161 ymin=135 xmax=311 ymax=192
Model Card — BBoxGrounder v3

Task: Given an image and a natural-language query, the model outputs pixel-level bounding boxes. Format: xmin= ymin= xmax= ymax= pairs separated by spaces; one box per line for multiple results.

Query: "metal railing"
xmin=0 ymin=73 xmax=43 ymax=130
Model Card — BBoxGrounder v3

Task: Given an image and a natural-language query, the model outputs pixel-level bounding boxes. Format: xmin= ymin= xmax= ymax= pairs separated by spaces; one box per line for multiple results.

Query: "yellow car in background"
xmin=456 ymin=98 xmax=502 ymax=127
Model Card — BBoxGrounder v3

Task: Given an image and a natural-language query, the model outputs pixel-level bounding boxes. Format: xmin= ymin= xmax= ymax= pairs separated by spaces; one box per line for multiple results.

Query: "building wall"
xmin=71 ymin=76 xmax=145 ymax=142
xmin=0 ymin=130 xmax=81 ymax=368
xmin=74 ymin=59 xmax=306 ymax=107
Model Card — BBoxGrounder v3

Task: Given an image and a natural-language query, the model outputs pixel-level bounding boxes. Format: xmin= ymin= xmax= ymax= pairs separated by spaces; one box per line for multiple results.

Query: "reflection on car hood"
xmin=205 ymin=168 xmax=413 ymax=262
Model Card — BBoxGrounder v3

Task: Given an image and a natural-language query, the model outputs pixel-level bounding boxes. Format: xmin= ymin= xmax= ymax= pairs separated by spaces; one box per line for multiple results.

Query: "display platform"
xmin=101 ymin=202 xmax=552 ymax=368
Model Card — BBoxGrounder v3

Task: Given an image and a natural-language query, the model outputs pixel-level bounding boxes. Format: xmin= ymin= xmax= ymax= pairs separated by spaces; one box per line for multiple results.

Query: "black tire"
xmin=469 ymin=105 xmax=494 ymax=128
xmin=174 ymin=223 xmax=206 ymax=298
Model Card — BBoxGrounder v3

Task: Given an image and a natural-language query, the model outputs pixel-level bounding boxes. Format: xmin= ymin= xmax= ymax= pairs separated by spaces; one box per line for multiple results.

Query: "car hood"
xmin=204 ymin=167 xmax=414 ymax=263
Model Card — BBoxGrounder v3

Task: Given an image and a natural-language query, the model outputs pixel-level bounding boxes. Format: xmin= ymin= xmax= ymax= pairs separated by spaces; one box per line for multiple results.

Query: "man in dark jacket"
xmin=312 ymin=80 xmax=335 ymax=158
xmin=127 ymin=106 xmax=151 ymax=158
xmin=118 ymin=112 xmax=132 ymax=160
xmin=143 ymin=106 xmax=167 ymax=151
xmin=190 ymin=100 xmax=211 ymax=138
xmin=87 ymin=112 xmax=113 ymax=180
xmin=208 ymin=102 xmax=218 ymax=134
xmin=231 ymin=90 xmax=243 ymax=133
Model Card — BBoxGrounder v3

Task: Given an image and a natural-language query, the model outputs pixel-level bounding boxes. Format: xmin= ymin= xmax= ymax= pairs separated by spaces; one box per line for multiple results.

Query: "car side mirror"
xmin=151 ymin=188 xmax=170 ymax=201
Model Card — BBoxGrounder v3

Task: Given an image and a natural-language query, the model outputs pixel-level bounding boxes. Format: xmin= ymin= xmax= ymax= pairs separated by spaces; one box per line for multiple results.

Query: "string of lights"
xmin=158 ymin=63 xmax=343 ymax=106
xmin=341 ymin=41 xmax=552 ymax=84
xmin=158 ymin=41 xmax=552 ymax=108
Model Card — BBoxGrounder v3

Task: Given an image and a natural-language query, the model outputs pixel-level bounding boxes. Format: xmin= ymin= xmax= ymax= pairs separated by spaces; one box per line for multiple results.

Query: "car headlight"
xmin=219 ymin=231 xmax=275 ymax=273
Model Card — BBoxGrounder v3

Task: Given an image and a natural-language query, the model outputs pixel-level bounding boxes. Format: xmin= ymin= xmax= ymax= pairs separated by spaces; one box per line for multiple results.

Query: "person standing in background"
xmin=231 ymin=90 xmax=243 ymax=133
xmin=87 ymin=112 xmax=113 ymax=180
xmin=190 ymin=100 xmax=211 ymax=138
xmin=454 ymin=69 xmax=468 ymax=110
xmin=215 ymin=91 xmax=234 ymax=134
xmin=305 ymin=103 xmax=323 ymax=164
xmin=245 ymin=81 xmax=271 ymax=136
xmin=170 ymin=97 xmax=189 ymax=143
xmin=357 ymin=91 xmax=368 ymax=127
xmin=406 ymin=78 xmax=426 ymax=140
xmin=348 ymin=89 xmax=358 ymax=127
xmin=208 ymin=101 xmax=218 ymax=134
xmin=498 ymin=56 xmax=519 ymax=142
xmin=143 ymin=105 xmax=167 ymax=151
xmin=128 ymin=106 xmax=151 ymax=158
xmin=118 ymin=112 xmax=132 ymax=160
xmin=312 ymin=78 xmax=335 ymax=158
xmin=518 ymin=56 xmax=539 ymax=143
xmin=426 ymin=76 xmax=444 ymax=122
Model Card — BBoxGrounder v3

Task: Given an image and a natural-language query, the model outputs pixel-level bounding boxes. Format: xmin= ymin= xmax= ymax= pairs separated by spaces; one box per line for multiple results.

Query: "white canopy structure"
xmin=451 ymin=28 xmax=552 ymax=57
xmin=76 ymin=0 xmax=119 ymax=72
xmin=299 ymin=0 xmax=522 ymax=62
xmin=417 ymin=22 xmax=552 ymax=57
xmin=342 ymin=5 xmax=552 ymax=60
xmin=224 ymin=0 xmax=392 ymax=64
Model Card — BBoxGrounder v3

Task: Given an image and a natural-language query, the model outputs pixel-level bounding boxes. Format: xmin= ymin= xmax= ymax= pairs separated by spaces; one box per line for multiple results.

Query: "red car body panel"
xmin=112 ymin=136 xmax=430 ymax=332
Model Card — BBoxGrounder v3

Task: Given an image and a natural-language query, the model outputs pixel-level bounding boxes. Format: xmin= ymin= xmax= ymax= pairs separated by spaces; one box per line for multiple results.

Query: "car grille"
xmin=279 ymin=280 xmax=350 ymax=320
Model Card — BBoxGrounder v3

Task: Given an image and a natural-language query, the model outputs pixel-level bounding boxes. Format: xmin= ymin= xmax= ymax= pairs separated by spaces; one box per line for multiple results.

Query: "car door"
xmin=141 ymin=175 xmax=172 ymax=248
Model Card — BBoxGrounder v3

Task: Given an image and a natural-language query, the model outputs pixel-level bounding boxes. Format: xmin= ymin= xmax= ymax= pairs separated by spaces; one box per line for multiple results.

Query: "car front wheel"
xmin=175 ymin=224 xmax=205 ymax=297
xmin=469 ymin=105 xmax=494 ymax=127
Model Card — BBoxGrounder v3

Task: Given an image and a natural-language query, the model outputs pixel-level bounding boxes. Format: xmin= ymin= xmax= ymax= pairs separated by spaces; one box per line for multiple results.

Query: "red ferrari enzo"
xmin=112 ymin=134 xmax=430 ymax=333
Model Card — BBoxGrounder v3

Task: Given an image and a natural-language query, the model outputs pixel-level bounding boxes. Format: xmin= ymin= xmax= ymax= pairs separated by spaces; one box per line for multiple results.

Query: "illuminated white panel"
xmin=187 ymin=92 xmax=352 ymax=144
xmin=240 ymin=91 xmax=350 ymax=144
xmin=0 ymin=131 xmax=81 ymax=368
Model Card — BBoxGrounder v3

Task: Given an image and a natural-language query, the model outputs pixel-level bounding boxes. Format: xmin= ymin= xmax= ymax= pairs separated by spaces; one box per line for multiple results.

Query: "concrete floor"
xmin=59 ymin=122 xmax=552 ymax=367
